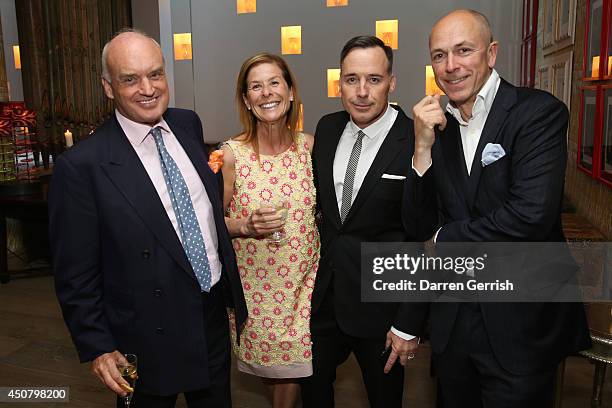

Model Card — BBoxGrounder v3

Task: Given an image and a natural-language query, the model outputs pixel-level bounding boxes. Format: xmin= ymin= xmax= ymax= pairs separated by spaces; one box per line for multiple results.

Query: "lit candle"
xmin=64 ymin=129 xmax=73 ymax=148
xmin=592 ymin=56 xmax=600 ymax=78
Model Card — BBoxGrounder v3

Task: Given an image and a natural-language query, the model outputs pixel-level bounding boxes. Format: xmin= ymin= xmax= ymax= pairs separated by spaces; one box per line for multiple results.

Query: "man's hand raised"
xmin=412 ymin=94 xmax=447 ymax=174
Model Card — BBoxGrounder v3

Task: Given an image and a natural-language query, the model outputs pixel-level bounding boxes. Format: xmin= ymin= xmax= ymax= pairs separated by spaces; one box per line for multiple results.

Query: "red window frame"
xmin=578 ymin=0 xmax=612 ymax=188
xmin=521 ymin=0 xmax=539 ymax=87
xmin=583 ymin=0 xmax=612 ymax=80
xmin=599 ymin=84 xmax=612 ymax=186
xmin=577 ymin=86 xmax=601 ymax=176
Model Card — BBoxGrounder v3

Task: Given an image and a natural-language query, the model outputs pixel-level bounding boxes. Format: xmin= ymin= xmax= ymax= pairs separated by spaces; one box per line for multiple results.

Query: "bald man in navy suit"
xmin=410 ymin=10 xmax=590 ymax=407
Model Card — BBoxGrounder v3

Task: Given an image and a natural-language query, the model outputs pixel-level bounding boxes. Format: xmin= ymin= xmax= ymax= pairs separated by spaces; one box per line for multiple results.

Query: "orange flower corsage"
xmin=208 ymin=149 xmax=224 ymax=174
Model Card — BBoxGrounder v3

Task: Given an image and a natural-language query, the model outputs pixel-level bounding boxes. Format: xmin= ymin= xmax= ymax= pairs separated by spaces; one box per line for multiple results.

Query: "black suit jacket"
xmin=408 ymin=79 xmax=590 ymax=374
xmin=312 ymin=106 xmax=429 ymax=339
xmin=49 ymin=108 xmax=247 ymax=395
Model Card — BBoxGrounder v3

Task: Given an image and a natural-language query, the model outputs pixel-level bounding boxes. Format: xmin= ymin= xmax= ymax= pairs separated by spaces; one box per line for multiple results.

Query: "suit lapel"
xmin=440 ymin=113 xmax=469 ymax=207
xmin=318 ymin=113 xmax=347 ymax=229
xmin=164 ymin=114 xmax=222 ymax=215
xmin=466 ymin=80 xmax=517 ymax=207
xmin=343 ymin=107 xmax=409 ymax=224
xmin=99 ymin=114 xmax=195 ymax=281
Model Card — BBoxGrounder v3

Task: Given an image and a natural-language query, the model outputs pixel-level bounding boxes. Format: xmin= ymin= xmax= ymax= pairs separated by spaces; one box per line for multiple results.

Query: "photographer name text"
xmin=372 ymin=279 xmax=514 ymax=292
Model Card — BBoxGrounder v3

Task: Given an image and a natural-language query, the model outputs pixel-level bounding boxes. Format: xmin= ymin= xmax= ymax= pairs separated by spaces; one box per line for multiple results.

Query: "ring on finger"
xmin=407 ymin=352 xmax=415 ymax=360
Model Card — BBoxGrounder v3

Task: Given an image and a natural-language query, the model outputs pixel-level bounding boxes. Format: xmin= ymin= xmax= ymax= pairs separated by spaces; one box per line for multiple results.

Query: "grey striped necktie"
xmin=340 ymin=130 xmax=365 ymax=223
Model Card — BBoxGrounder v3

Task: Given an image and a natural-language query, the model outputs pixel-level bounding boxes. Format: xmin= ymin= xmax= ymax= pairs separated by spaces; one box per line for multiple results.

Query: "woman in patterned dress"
xmin=220 ymin=53 xmax=319 ymax=408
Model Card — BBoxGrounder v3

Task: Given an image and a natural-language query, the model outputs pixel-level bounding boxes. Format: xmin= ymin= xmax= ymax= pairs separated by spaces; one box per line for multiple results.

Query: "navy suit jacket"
xmin=408 ymin=80 xmax=590 ymax=374
xmin=49 ymin=108 xmax=247 ymax=395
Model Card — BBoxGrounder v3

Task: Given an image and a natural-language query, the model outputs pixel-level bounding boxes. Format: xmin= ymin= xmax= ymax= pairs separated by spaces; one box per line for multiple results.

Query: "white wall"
xmin=137 ymin=0 xmax=523 ymax=143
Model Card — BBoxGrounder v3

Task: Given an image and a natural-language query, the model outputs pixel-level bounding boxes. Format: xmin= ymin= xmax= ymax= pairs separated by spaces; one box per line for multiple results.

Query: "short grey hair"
xmin=101 ymin=28 xmax=163 ymax=82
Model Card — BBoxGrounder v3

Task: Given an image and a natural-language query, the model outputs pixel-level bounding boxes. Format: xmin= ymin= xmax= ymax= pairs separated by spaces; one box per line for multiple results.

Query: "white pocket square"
xmin=481 ymin=143 xmax=506 ymax=167
xmin=381 ymin=173 xmax=406 ymax=180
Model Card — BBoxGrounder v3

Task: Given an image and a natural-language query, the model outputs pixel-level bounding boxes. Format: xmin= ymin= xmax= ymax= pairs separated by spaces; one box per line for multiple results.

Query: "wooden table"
xmin=0 ymin=181 xmax=49 ymax=283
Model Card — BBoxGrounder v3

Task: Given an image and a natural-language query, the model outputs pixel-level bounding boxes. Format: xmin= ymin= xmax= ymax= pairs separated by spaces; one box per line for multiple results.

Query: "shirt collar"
xmin=348 ymin=104 xmax=394 ymax=139
xmin=115 ymin=109 xmax=171 ymax=146
xmin=446 ymin=69 xmax=500 ymax=125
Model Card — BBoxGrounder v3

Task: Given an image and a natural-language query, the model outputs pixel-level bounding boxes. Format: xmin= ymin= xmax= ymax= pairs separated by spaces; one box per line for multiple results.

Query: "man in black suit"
xmin=411 ymin=10 xmax=591 ymax=407
xmin=301 ymin=36 xmax=428 ymax=407
xmin=49 ymin=30 xmax=247 ymax=408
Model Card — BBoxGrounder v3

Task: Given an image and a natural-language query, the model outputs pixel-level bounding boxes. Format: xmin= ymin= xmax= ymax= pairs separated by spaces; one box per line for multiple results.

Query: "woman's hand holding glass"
xmin=242 ymin=202 xmax=287 ymax=239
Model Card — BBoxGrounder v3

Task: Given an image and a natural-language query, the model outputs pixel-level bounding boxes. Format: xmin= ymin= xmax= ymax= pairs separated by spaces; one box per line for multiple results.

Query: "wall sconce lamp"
xmin=237 ymin=0 xmax=256 ymax=14
xmin=297 ymin=104 xmax=304 ymax=131
xmin=608 ymin=56 xmax=612 ymax=76
xmin=13 ymin=45 xmax=20 ymax=70
xmin=327 ymin=69 xmax=341 ymax=98
xmin=376 ymin=20 xmax=398 ymax=50
xmin=281 ymin=26 xmax=302 ymax=55
xmin=326 ymin=0 xmax=348 ymax=6
xmin=425 ymin=65 xmax=444 ymax=95
xmin=173 ymin=33 xmax=192 ymax=60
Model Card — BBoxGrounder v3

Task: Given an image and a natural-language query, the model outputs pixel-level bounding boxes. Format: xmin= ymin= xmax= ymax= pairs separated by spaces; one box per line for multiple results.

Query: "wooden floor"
xmin=0 ymin=274 xmax=610 ymax=407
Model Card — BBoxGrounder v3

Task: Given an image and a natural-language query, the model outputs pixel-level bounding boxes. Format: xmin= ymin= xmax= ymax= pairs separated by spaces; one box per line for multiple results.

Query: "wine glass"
xmin=267 ymin=200 xmax=289 ymax=243
xmin=117 ymin=354 xmax=137 ymax=408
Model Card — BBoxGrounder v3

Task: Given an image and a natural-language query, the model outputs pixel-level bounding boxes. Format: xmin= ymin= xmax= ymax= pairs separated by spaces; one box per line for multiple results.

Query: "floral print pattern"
xmin=226 ymin=134 xmax=319 ymax=374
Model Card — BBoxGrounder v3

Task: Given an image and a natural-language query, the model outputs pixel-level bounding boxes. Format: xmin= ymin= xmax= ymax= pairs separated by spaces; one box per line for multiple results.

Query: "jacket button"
xmin=142 ymin=249 xmax=150 ymax=259
xmin=153 ymin=289 xmax=162 ymax=297
xmin=155 ymin=327 xmax=164 ymax=334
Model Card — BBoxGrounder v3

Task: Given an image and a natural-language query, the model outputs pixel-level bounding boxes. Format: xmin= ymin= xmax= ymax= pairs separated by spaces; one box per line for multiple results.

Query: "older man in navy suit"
xmin=49 ymin=29 xmax=246 ymax=408
xmin=410 ymin=9 xmax=590 ymax=407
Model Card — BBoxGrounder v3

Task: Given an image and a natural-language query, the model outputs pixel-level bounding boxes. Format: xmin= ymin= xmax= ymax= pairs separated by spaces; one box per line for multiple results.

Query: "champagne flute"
xmin=117 ymin=354 xmax=137 ymax=408
xmin=268 ymin=200 xmax=289 ymax=243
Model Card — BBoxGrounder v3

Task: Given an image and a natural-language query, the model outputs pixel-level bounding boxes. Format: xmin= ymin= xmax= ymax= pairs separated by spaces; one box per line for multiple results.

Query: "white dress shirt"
xmin=333 ymin=105 xmax=415 ymax=341
xmin=413 ymin=70 xmax=501 ymax=244
xmin=115 ymin=109 xmax=221 ymax=287
xmin=446 ymin=69 xmax=500 ymax=174
xmin=333 ymin=104 xmax=398 ymax=211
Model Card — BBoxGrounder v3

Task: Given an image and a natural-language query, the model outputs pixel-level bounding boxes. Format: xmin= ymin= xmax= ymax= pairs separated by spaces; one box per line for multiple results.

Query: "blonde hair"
xmin=234 ymin=53 xmax=302 ymax=156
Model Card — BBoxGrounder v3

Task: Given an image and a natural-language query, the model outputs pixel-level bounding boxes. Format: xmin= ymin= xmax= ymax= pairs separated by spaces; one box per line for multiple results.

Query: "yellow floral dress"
xmin=226 ymin=133 xmax=319 ymax=378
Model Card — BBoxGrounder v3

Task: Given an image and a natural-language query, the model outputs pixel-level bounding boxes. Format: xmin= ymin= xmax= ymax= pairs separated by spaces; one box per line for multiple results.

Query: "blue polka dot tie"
xmin=150 ymin=126 xmax=212 ymax=292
